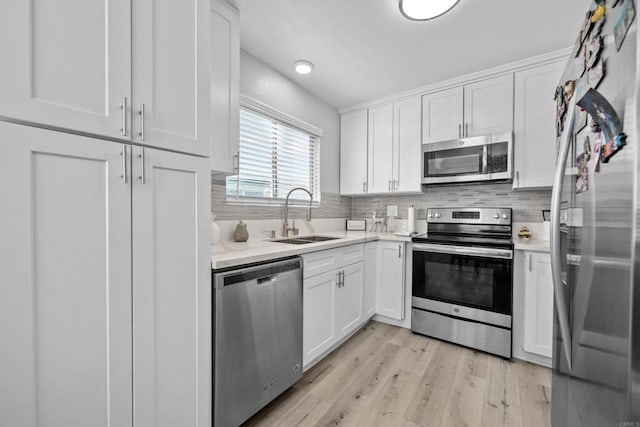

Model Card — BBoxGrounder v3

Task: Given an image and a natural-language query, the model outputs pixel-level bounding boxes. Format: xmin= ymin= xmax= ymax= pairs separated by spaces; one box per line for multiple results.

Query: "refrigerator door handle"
xmin=550 ymin=97 xmax=577 ymax=370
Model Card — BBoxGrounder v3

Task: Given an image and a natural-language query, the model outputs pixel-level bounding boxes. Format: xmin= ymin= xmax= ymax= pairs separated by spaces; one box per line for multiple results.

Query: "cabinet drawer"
xmin=302 ymin=243 xmax=365 ymax=278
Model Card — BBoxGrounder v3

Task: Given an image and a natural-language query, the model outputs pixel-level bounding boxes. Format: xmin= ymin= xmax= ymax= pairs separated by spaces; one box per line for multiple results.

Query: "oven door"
xmin=411 ymin=243 xmax=513 ymax=317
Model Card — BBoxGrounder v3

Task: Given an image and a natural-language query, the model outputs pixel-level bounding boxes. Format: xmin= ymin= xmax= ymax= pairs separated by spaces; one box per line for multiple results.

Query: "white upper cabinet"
xmin=463 ymin=74 xmax=514 ymax=137
xmin=393 ymin=96 xmax=422 ymax=193
xmin=340 ymin=96 xmax=421 ymax=196
xmin=422 ymin=74 xmax=514 ymax=143
xmin=513 ymin=61 xmax=564 ymax=189
xmin=0 ymin=0 xmax=210 ymax=156
xmin=132 ymin=0 xmax=210 ymax=156
xmin=340 ymin=109 xmax=369 ymax=195
xmin=0 ymin=0 xmax=131 ymax=139
xmin=422 ymin=87 xmax=464 ymax=143
xmin=210 ymin=0 xmax=240 ymax=174
xmin=367 ymin=103 xmax=394 ymax=193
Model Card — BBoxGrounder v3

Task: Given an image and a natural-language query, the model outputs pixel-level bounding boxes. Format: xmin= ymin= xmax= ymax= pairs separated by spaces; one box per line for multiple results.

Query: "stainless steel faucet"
xmin=283 ymin=187 xmax=313 ymax=237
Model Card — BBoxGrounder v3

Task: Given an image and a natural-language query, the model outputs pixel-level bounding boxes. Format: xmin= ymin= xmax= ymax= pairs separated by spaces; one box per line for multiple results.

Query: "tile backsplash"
xmin=212 ymin=177 xmax=551 ymax=227
xmin=350 ymin=183 xmax=551 ymax=223
xmin=211 ymin=178 xmax=352 ymax=221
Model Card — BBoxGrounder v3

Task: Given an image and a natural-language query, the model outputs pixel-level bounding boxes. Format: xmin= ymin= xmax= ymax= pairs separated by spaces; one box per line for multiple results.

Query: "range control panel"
xmin=427 ymin=207 xmax=511 ymax=225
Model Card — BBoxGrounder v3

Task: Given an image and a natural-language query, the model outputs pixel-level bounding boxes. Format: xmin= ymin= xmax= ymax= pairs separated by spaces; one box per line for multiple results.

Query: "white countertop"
xmin=211 ymin=231 xmax=411 ymax=269
xmin=514 ymin=238 xmax=550 ymax=252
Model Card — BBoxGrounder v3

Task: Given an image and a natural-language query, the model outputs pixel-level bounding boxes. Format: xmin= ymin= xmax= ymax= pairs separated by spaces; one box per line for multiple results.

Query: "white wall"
xmin=240 ymin=50 xmax=341 ymax=194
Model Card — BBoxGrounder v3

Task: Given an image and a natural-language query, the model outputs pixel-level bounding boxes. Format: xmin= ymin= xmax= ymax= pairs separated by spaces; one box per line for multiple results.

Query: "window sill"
xmin=224 ymin=198 xmax=321 ymax=208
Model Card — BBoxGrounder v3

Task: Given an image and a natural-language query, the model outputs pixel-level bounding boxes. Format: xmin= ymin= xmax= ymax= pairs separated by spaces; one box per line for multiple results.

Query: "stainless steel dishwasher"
xmin=213 ymin=257 xmax=303 ymax=427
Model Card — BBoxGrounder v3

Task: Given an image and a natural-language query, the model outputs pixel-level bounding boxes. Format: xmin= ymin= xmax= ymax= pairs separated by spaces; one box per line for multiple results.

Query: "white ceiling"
xmin=236 ymin=0 xmax=591 ymax=109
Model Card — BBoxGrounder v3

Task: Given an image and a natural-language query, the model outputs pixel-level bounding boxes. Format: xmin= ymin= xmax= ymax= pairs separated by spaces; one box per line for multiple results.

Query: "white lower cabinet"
xmin=302 ymin=244 xmax=364 ymax=368
xmin=523 ymin=251 xmax=553 ymax=358
xmin=302 ymin=271 xmax=338 ymax=365
xmin=376 ymin=241 xmax=406 ymax=320
xmin=0 ymin=122 xmax=211 ymax=427
xmin=364 ymin=242 xmax=378 ymax=319
xmin=336 ymin=263 xmax=365 ymax=339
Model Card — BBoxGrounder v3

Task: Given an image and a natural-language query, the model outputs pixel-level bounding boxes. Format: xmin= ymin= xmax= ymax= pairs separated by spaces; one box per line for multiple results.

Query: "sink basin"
xmin=271 ymin=235 xmax=340 ymax=245
xmin=297 ymin=235 xmax=340 ymax=242
xmin=271 ymin=238 xmax=313 ymax=245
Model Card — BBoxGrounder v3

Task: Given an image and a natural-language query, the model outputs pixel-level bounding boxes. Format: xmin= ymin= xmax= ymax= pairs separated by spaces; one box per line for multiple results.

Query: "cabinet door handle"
xmin=529 ymin=253 xmax=532 ymax=272
xmin=336 ymin=272 xmax=341 ymax=287
xmin=398 ymin=244 xmax=402 ymax=258
xmin=121 ymin=144 xmax=128 ymax=184
xmin=388 ymin=179 xmax=392 ymax=191
xmin=138 ymin=103 xmax=146 ymax=141
xmin=516 ymin=171 xmax=520 ymax=187
xmin=465 ymin=122 xmax=469 ymax=137
xmin=138 ymin=147 xmax=146 ymax=184
xmin=458 ymin=123 xmax=462 ymax=138
xmin=363 ymin=181 xmax=367 ymax=193
xmin=121 ymin=96 xmax=127 ymax=136
xmin=340 ymin=271 xmax=345 ymax=287
xmin=233 ymin=152 xmax=239 ymax=172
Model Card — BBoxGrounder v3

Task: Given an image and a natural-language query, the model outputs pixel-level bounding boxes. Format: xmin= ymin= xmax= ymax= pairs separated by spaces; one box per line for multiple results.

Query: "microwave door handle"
xmin=482 ymin=145 xmax=488 ymax=174
xmin=551 ymin=96 xmax=577 ymax=371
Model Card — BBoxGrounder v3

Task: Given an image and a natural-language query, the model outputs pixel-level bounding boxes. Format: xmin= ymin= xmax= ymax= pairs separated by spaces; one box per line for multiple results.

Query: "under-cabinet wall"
xmin=240 ymin=51 xmax=341 ymax=194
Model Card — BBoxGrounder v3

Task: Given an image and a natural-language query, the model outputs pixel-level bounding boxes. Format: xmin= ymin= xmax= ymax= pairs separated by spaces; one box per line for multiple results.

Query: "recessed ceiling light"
xmin=399 ymin=0 xmax=461 ymax=21
xmin=294 ymin=60 xmax=314 ymax=75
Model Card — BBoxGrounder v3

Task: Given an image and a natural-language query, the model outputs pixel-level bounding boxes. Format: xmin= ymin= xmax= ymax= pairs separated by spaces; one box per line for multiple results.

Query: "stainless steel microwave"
xmin=421 ymin=132 xmax=513 ymax=185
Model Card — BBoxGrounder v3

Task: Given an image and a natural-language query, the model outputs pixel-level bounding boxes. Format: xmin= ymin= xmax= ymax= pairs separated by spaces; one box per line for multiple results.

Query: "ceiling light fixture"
xmin=399 ymin=0 xmax=461 ymax=21
xmin=294 ymin=60 xmax=314 ymax=75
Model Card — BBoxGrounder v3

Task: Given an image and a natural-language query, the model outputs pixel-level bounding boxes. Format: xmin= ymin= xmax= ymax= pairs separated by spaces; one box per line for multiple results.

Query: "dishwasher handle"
xmin=213 ymin=257 xmax=301 ymax=289
xmin=257 ymin=274 xmax=278 ymax=284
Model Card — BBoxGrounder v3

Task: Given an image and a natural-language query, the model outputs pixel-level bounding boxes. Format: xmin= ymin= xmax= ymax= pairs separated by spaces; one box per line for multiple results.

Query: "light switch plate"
xmin=387 ymin=205 xmax=398 ymax=217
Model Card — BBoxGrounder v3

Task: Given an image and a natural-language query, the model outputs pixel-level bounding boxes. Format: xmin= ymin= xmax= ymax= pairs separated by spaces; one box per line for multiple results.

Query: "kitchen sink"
xmin=271 ymin=235 xmax=340 ymax=245
xmin=297 ymin=235 xmax=340 ymax=242
xmin=271 ymin=238 xmax=313 ymax=245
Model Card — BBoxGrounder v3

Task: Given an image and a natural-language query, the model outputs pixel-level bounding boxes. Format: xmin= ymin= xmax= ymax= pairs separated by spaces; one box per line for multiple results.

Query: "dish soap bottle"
xmin=233 ymin=221 xmax=249 ymax=242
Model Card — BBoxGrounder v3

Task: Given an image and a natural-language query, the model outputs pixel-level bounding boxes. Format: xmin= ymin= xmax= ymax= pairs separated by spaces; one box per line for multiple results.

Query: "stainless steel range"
xmin=410 ymin=207 xmax=513 ymax=358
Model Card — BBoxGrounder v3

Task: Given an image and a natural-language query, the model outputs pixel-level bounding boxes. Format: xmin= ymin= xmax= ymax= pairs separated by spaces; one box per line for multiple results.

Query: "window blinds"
xmin=226 ymin=107 xmax=320 ymax=203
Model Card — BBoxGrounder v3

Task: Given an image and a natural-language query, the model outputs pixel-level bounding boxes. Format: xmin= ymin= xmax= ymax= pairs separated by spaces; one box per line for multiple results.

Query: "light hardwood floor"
xmin=244 ymin=321 xmax=551 ymax=427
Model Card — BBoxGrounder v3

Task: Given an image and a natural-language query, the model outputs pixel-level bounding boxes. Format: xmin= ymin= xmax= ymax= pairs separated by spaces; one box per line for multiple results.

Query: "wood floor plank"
xmin=519 ymin=381 xmax=552 ymax=427
xmin=403 ymin=341 xmax=462 ymax=426
xmin=439 ymin=347 xmax=489 ymax=427
xmin=516 ymin=359 xmax=552 ymax=388
xmin=242 ymin=321 xmax=553 ymax=427
xmin=356 ymin=335 xmax=439 ymax=427
xmin=481 ymin=356 xmax=524 ymax=427
xmin=243 ymin=361 xmax=336 ymax=426
xmin=313 ymin=342 xmax=401 ymax=426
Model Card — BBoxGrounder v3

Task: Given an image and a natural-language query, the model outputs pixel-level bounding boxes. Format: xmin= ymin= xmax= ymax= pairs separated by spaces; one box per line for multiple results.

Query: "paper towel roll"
xmin=407 ymin=206 xmax=415 ymax=233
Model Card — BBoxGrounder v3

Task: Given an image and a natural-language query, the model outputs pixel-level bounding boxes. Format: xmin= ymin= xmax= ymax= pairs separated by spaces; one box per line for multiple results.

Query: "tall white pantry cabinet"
xmin=0 ymin=0 xmax=213 ymax=426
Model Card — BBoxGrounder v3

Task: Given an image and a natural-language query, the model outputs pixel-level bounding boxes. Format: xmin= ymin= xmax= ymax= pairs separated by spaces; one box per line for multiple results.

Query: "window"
xmin=226 ymin=103 xmax=321 ymax=204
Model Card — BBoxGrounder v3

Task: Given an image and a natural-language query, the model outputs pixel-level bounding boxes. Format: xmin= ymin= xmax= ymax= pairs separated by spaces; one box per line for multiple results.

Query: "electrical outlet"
xmin=387 ymin=205 xmax=398 ymax=217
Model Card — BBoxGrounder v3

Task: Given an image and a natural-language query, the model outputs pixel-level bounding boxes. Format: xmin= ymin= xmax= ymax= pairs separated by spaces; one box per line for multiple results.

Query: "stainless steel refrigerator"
xmin=550 ymin=1 xmax=639 ymax=425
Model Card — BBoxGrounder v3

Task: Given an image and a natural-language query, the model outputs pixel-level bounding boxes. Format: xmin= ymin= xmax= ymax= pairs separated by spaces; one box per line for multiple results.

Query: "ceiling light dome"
xmin=294 ymin=60 xmax=314 ymax=75
xmin=399 ymin=0 xmax=461 ymax=21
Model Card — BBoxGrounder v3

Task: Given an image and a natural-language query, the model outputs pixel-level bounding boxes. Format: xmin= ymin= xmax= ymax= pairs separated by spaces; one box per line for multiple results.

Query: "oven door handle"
xmin=411 ymin=243 xmax=513 ymax=260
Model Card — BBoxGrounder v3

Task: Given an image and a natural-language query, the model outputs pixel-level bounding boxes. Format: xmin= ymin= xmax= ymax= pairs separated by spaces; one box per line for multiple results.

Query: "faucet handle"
xmin=262 ymin=229 xmax=276 ymax=239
